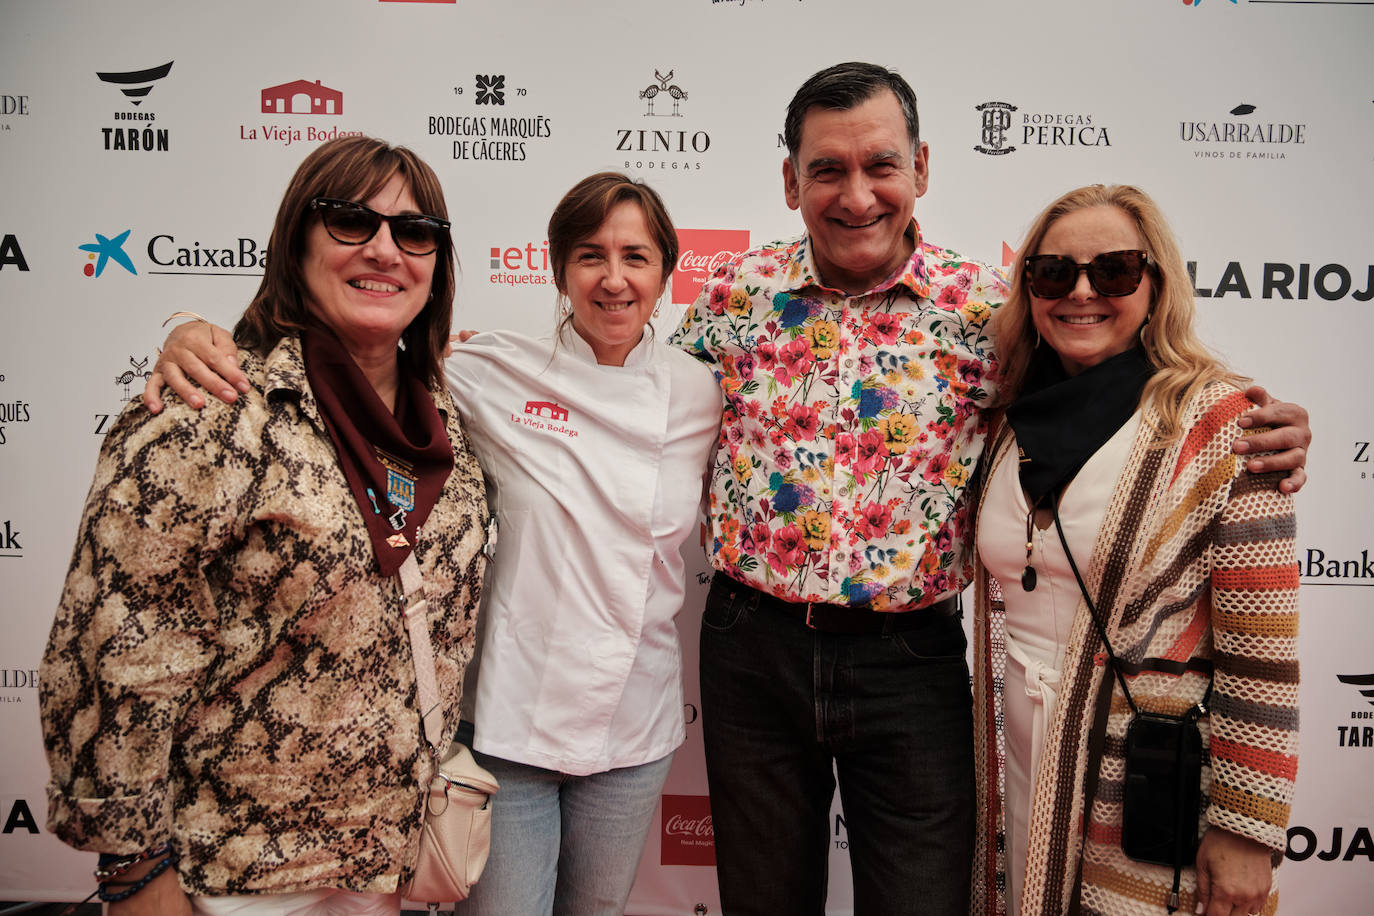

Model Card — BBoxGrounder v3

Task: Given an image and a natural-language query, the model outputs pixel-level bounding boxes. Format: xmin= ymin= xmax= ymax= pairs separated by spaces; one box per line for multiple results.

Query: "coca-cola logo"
xmin=677 ymin=248 xmax=736 ymax=277
xmin=660 ymin=794 xmax=717 ymax=866
xmin=664 ymin=812 xmax=714 ymax=838
xmin=672 ymin=228 xmax=749 ymax=305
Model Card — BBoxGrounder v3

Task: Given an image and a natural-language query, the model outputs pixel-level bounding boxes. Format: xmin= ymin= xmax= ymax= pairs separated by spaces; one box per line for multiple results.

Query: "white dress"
xmin=975 ymin=413 xmax=1140 ymax=914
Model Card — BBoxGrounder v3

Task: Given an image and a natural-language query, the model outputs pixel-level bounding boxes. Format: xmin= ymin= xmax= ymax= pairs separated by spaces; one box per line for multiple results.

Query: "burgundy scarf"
xmin=301 ymin=326 xmax=453 ymax=576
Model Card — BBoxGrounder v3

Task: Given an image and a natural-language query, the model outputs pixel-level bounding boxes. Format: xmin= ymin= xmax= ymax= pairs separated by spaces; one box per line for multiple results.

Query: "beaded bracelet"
xmin=95 ymin=841 xmax=172 ymax=881
xmin=97 ymin=852 xmax=173 ymax=903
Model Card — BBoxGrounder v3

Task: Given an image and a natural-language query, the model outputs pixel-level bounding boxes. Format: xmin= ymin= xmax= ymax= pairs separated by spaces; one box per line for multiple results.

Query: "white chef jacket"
xmin=445 ymin=326 xmax=722 ymax=775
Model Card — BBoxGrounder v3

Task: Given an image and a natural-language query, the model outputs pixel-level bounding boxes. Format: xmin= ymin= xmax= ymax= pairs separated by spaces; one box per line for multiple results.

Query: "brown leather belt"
xmin=729 ymin=574 xmax=959 ymax=635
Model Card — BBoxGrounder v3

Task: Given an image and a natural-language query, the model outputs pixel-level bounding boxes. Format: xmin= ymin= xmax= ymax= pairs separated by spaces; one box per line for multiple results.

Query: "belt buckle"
xmin=804 ymin=601 xmax=817 ymax=630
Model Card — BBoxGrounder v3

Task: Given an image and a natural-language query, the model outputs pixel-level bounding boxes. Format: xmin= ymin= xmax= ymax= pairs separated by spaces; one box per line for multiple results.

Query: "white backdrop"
xmin=1 ymin=1 xmax=1371 ymax=912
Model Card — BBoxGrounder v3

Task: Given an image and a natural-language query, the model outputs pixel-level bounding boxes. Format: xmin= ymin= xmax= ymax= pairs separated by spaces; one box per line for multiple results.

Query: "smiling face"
xmin=301 ymin=172 xmax=435 ymax=358
xmin=783 ymin=89 xmax=929 ymax=296
xmin=1030 ymin=205 xmax=1154 ymax=376
xmin=562 ymin=200 xmax=666 ymax=366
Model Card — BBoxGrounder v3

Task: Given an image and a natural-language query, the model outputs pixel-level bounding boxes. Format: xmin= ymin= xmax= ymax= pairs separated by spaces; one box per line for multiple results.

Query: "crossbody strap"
xmin=1049 ymin=501 xmax=1141 ymax=715
xmin=399 ymin=552 xmax=444 ymax=753
xmin=1050 ymin=503 xmax=1214 ymax=716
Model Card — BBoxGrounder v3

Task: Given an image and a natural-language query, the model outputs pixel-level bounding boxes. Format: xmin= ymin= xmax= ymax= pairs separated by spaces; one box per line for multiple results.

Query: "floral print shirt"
xmin=671 ymin=221 xmax=1006 ymax=609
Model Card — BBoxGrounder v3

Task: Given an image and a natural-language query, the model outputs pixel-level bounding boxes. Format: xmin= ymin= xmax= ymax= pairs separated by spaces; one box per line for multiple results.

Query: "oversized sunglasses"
xmin=1023 ymin=249 xmax=1152 ymax=299
xmin=310 ymin=198 xmax=450 ymax=256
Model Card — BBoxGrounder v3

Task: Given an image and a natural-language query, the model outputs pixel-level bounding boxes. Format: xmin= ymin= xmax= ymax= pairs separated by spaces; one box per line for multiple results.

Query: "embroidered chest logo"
xmin=510 ymin=400 xmax=579 ymax=440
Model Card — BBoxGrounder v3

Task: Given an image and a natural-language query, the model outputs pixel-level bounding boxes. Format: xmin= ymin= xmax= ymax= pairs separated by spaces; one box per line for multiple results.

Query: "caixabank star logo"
xmin=79 ymin=230 xmax=137 ymax=277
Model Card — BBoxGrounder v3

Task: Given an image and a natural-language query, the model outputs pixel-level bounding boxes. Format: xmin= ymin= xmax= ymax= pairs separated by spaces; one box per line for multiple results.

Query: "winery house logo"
xmin=97 ymin=61 xmax=173 ymax=106
xmin=97 ymin=62 xmax=172 ymax=152
xmin=640 ymin=69 xmax=687 ymax=117
xmin=79 ymin=230 xmax=137 ymax=277
xmin=242 ymin=79 xmax=361 ymax=147
xmin=619 ymin=68 xmax=708 ymax=171
xmin=0 ymin=235 xmax=29 ymax=271
xmin=510 ymin=401 xmax=577 ymax=440
xmin=1180 ymin=103 xmax=1305 ymax=161
xmin=1184 ymin=0 xmax=1237 ymax=6
xmin=673 ymin=229 xmax=749 ymax=306
xmin=524 ymin=400 xmax=568 ymax=421
xmin=261 ymin=79 xmax=342 ymax=115
xmin=974 ymin=99 xmax=1111 ymax=156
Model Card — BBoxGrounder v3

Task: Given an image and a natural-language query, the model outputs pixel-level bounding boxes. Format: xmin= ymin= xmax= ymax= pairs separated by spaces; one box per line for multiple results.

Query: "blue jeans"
xmin=699 ymin=574 xmax=975 ymax=916
xmin=455 ymin=732 xmax=673 ymax=916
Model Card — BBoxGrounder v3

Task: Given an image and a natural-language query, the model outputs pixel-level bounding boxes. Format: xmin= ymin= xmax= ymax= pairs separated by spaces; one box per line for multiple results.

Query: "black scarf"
xmin=1006 ymin=345 xmax=1155 ymax=507
xmin=301 ymin=325 xmax=453 ymax=576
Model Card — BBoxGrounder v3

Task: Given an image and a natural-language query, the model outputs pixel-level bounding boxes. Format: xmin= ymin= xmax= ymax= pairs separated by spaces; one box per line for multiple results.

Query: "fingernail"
xmin=236 ymin=381 xmax=250 ymax=393
xmin=1194 ymin=903 xmax=1204 ymax=915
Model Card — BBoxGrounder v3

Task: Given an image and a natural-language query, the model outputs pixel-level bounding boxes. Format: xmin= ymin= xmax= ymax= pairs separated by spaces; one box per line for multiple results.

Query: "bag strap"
xmin=399 ymin=552 xmax=444 ymax=754
xmin=1049 ymin=500 xmax=1142 ymax=716
xmin=1049 ymin=502 xmax=1214 ymax=717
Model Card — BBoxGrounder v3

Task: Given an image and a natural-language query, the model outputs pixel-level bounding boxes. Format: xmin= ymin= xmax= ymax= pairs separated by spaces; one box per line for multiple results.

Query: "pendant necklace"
xmin=1021 ymin=501 xmax=1038 ymax=592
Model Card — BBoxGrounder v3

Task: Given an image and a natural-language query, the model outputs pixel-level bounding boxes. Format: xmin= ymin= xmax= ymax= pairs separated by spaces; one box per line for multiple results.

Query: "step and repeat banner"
xmin=1 ymin=1 xmax=1370 ymax=912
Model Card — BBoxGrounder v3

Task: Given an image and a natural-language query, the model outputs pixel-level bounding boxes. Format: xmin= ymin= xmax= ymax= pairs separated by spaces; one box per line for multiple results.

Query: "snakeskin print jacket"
xmin=40 ymin=336 xmax=489 ymax=896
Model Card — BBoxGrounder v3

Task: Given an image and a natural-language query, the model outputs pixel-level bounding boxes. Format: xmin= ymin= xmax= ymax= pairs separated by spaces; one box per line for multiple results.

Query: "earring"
xmin=1138 ymin=314 xmax=1152 ymax=346
xmin=1034 ymin=326 xmax=1041 ymax=348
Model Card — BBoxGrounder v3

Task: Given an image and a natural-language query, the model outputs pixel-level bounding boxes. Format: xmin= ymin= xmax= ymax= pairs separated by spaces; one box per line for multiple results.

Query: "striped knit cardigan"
xmin=971 ymin=381 xmax=1300 ymax=915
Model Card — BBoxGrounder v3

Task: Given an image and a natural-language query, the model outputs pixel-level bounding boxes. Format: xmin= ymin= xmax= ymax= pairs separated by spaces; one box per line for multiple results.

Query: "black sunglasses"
xmin=310 ymin=198 xmax=450 ymax=257
xmin=1023 ymin=249 xmax=1152 ymax=299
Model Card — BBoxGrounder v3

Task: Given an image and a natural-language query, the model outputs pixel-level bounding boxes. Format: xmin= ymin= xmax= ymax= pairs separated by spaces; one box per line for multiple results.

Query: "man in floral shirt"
xmin=671 ymin=62 xmax=1308 ymax=916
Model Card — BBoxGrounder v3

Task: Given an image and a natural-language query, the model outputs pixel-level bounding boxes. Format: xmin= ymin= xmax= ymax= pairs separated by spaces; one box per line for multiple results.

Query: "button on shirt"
xmin=671 ymin=221 xmax=1006 ymax=610
xmin=445 ymin=328 xmax=722 ymax=775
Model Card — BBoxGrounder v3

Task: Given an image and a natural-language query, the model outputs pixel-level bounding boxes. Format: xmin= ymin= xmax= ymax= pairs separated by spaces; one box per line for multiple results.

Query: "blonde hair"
xmin=992 ymin=184 xmax=1242 ymax=438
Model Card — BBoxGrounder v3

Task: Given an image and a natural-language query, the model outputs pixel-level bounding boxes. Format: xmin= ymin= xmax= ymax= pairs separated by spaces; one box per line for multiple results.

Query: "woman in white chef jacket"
xmin=147 ymin=172 xmax=722 ymax=916
xmin=447 ymin=173 xmax=721 ymax=915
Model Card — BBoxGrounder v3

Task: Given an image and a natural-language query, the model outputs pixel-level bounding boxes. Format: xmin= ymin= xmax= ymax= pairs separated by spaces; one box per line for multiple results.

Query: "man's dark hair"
xmin=783 ymin=61 xmax=920 ymax=159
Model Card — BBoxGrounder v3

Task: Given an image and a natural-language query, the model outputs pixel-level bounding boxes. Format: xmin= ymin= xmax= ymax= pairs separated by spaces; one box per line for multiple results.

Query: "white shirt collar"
xmin=558 ymin=321 xmax=656 ymax=369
